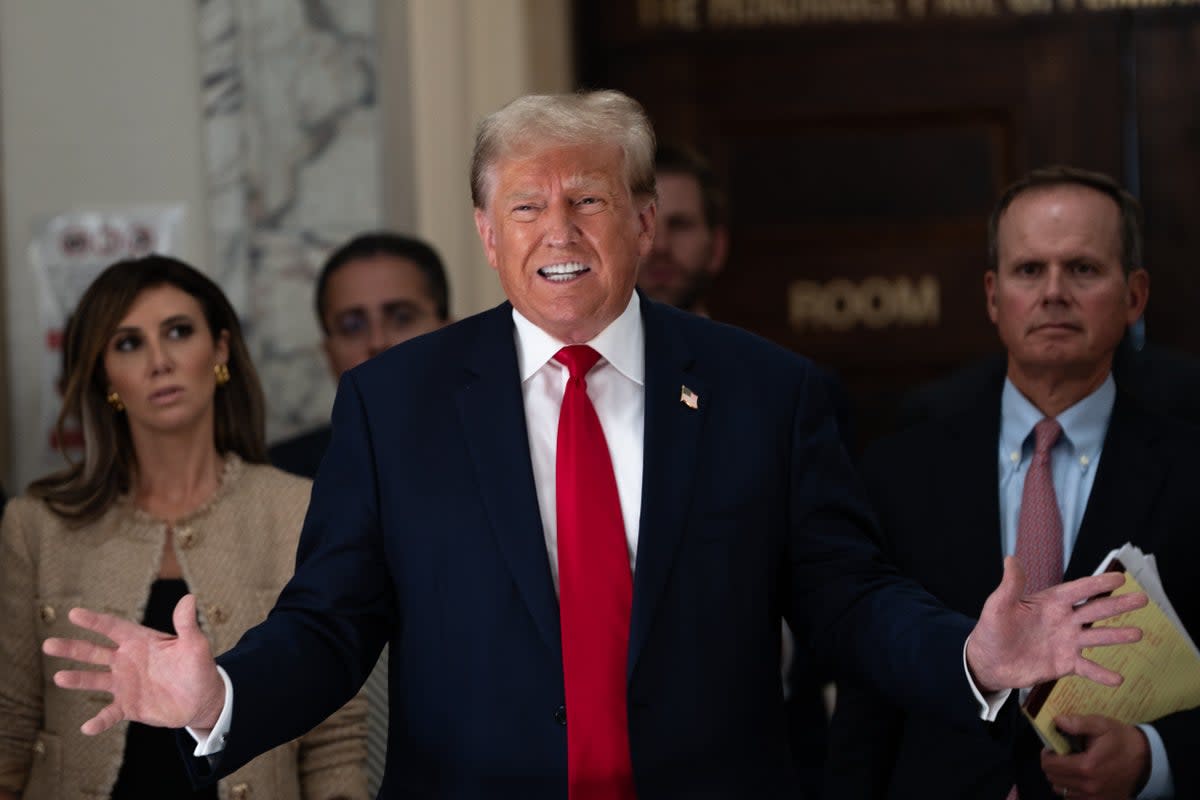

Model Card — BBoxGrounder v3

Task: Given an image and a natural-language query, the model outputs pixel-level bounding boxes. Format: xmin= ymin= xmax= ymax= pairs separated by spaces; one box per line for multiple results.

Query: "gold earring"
xmin=107 ymin=391 xmax=125 ymax=412
xmin=214 ymin=363 xmax=231 ymax=386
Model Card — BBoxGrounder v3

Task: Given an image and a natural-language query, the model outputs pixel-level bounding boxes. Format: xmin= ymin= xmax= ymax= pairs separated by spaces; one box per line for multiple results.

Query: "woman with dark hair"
xmin=0 ymin=255 xmax=367 ymax=800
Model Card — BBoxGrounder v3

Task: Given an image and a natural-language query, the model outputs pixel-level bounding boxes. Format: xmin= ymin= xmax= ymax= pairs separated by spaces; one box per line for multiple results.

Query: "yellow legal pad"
xmin=1022 ymin=569 xmax=1200 ymax=754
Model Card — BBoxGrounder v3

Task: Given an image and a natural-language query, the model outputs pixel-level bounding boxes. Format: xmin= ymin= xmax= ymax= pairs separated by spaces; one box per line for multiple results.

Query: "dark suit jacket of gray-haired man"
xmin=827 ymin=166 xmax=1198 ymax=799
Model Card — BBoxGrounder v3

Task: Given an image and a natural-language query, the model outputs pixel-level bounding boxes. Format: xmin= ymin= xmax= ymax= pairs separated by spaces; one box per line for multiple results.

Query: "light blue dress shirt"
xmin=999 ymin=375 xmax=1172 ymax=798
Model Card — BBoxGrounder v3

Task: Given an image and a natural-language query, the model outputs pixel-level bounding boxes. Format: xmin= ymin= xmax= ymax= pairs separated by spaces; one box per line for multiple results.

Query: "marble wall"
xmin=198 ymin=0 xmax=382 ymax=441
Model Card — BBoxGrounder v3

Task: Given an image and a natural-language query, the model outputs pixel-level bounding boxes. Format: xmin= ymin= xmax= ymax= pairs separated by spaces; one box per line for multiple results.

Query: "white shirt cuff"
xmin=186 ymin=665 xmax=234 ymax=756
xmin=1136 ymin=723 xmax=1174 ymax=799
xmin=963 ymin=636 xmax=1012 ymax=721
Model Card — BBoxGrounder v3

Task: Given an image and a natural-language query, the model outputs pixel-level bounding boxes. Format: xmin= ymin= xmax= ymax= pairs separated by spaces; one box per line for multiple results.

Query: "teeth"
xmin=541 ymin=262 xmax=584 ymax=274
xmin=538 ymin=262 xmax=588 ymax=282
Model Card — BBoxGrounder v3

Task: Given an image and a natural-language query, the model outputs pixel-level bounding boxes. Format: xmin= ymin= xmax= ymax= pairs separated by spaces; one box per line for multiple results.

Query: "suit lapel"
xmin=1066 ymin=395 xmax=1166 ymax=580
xmin=627 ymin=298 xmax=706 ymax=677
xmin=455 ymin=304 xmax=561 ymax=657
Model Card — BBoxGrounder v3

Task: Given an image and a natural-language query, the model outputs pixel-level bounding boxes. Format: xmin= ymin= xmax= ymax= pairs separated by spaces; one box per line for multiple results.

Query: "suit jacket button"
xmin=32 ymin=739 xmax=46 ymax=756
xmin=206 ymin=604 xmax=228 ymax=625
xmin=40 ymin=605 xmax=56 ymax=624
xmin=231 ymin=782 xmax=250 ymax=799
xmin=555 ymin=705 xmax=567 ymax=726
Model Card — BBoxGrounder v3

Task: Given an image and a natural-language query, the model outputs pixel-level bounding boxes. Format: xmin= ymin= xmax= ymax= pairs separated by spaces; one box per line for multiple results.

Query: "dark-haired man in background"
xmin=270 ymin=232 xmax=450 ymax=477
xmin=636 ymin=143 xmax=729 ymax=316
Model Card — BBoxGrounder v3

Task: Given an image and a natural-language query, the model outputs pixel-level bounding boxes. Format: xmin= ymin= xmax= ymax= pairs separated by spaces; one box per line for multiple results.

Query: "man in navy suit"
xmin=825 ymin=166 xmax=1200 ymax=799
xmin=45 ymin=94 xmax=1144 ymax=799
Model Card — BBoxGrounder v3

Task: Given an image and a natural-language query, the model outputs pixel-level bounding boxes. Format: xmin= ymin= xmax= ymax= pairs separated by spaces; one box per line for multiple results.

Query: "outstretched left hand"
xmin=966 ymin=557 xmax=1146 ymax=692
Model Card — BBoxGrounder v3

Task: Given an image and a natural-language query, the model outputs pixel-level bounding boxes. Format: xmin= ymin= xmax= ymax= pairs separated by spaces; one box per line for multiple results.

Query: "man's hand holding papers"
xmin=1022 ymin=544 xmax=1200 ymax=754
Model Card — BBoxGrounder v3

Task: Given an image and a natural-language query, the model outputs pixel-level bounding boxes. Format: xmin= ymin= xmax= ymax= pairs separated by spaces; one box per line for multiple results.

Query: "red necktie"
xmin=554 ymin=345 xmax=636 ymax=800
xmin=1007 ymin=417 xmax=1064 ymax=800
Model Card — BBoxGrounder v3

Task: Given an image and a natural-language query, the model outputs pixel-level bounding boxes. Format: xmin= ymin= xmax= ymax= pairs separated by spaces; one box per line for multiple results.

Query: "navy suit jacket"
xmin=268 ymin=425 xmax=331 ymax=480
xmin=191 ymin=296 xmax=978 ymax=798
xmin=826 ymin=368 xmax=1200 ymax=799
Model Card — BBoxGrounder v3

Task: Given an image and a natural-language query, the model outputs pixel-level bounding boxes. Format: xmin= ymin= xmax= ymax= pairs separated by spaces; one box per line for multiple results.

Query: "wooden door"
xmin=576 ymin=3 xmax=1200 ymax=444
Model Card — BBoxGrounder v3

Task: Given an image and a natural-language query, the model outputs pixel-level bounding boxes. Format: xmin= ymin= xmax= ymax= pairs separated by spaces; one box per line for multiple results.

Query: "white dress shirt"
xmin=997 ymin=375 xmax=1172 ymax=799
xmin=513 ymin=293 xmax=645 ymax=592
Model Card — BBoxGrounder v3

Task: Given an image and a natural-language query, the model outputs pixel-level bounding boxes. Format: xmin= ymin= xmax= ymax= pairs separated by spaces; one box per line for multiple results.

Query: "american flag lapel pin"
xmin=680 ymin=385 xmax=699 ymax=410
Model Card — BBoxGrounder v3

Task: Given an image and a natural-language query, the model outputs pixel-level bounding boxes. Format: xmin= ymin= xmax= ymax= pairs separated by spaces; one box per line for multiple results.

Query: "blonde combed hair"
xmin=470 ymin=89 xmax=657 ymax=210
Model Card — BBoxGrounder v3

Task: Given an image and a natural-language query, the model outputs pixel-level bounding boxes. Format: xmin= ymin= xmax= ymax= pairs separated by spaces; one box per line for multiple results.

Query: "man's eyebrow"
xmin=504 ymin=189 xmax=542 ymax=202
xmin=500 ymin=174 xmax=614 ymax=203
xmin=380 ymin=299 xmax=423 ymax=311
xmin=563 ymin=172 xmax=612 ymax=191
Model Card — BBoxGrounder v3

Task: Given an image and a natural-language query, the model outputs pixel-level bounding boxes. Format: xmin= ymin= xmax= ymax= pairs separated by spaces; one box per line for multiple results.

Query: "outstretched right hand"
xmin=42 ymin=593 xmax=226 ymax=736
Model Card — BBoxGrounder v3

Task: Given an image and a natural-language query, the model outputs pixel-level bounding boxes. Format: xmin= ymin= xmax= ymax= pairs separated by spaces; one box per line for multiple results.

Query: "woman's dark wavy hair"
xmin=29 ymin=254 xmax=267 ymax=524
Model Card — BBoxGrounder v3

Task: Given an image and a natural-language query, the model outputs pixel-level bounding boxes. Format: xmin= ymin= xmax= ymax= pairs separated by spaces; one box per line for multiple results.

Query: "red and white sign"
xmin=28 ymin=207 xmax=186 ymax=476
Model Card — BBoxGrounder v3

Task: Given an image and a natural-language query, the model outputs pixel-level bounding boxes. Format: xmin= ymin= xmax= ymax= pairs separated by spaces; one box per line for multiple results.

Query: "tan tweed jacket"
xmin=0 ymin=456 xmax=368 ymax=800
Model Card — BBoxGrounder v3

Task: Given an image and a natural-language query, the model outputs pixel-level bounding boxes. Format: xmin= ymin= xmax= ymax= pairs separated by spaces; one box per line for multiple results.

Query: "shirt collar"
xmin=511 ymin=292 xmax=645 ymax=385
xmin=1000 ymin=373 xmax=1115 ymax=461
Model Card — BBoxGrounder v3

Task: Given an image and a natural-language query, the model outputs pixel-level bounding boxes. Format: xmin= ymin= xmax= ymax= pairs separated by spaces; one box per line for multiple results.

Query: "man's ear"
xmin=635 ymin=199 xmax=656 ymax=260
xmin=984 ymin=270 xmax=999 ymax=324
xmin=474 ymin=208 xmax=499 ymax=271
xmin=1125 ymin=268 xmax=1150 ymax=324
xmin=708 ymin=224 xmax=730 ymax=275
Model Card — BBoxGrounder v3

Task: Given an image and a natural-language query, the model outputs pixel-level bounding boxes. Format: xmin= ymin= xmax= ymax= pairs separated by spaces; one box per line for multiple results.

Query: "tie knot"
xmin=555 ymin=345 xmax=602 ymax=380
xmin=1032 ymin=417 xmax=1062 ymax=456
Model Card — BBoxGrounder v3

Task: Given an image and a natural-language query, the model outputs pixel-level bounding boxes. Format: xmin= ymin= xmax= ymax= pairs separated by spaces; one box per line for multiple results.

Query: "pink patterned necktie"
xmin=1015 ymin=417 xmax=1064 ymax=594
xmin=1007 ymin=417 xmax=1064 ymax=800
xmin=554 ymin=345 xmax=636 ymax=800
